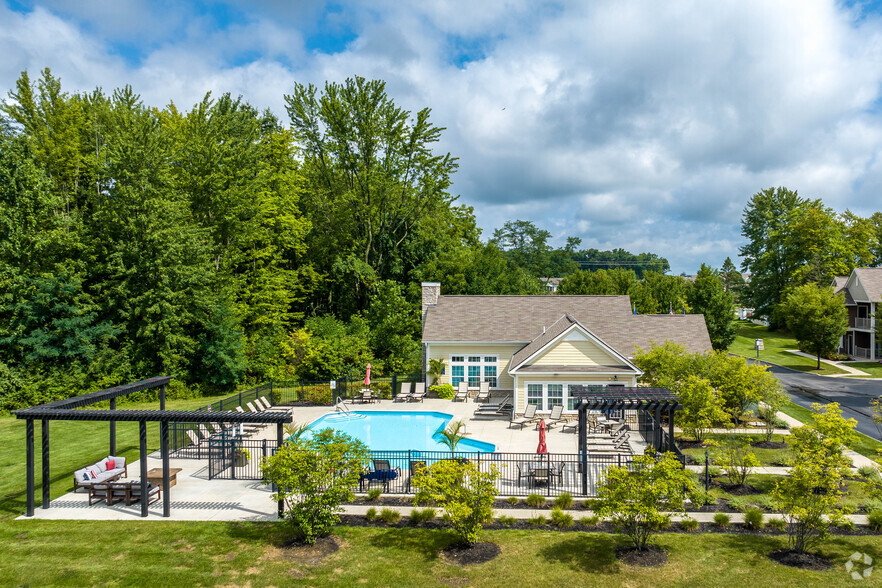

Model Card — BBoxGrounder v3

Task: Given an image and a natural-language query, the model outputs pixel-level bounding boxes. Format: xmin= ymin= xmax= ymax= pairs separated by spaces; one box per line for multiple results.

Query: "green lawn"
xmin=0 ymin=396 xmax=214 ymax=521
xmin=1 ymin=522 xmax=881 ymax=587
xmin=678 ymin=433 xmax=795 ymax=467
xmin=842 ymin=362 xmax=882 ymax=378
xmin=729 ymin=321 xmax=847 ymax=375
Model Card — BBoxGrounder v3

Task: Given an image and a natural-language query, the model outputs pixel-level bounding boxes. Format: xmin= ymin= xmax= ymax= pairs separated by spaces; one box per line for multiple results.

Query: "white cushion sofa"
xmin=73 ymin=456 xmax=128 ymax=492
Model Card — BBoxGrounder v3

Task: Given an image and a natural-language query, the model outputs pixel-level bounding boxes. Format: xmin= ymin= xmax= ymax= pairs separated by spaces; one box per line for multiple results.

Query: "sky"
xmin=2 ymin=0 xmax=882 ymax=275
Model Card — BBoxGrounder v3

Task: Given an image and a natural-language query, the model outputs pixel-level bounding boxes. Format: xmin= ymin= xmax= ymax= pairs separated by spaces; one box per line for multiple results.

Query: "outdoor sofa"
xmin=73 ymin=456 xmax=128 ymax=492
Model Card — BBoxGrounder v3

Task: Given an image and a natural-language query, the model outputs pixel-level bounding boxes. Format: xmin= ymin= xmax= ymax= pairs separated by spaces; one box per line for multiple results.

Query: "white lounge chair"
xmin=475 ymin=381 xmax=490 ymax=402
xmin=395 ymin=382 xmax=413 ymax=402
xmin=407 ymin=382 xmax=426 ymax=402
xmin=454 ymin=381 xmax=469 ymax=402
xmin=510 ymin=404 xmax=538 ymax=429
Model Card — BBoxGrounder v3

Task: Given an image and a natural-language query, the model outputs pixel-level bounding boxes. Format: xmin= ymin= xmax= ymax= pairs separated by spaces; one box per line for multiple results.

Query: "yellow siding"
xmin=531 ymin=339 xmax=624 ymax=366
xmin=426 ymin=343 xmax=520 ymax=390
xmin=514 ymin=374 xmax=638 ymax=414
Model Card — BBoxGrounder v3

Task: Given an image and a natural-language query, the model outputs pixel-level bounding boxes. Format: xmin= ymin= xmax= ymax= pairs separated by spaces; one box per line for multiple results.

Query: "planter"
xmin=235 ymin=454 xmax=249 ymax=467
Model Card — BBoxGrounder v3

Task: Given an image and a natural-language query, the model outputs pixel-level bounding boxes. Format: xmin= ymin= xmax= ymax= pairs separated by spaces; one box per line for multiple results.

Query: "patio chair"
xmin=550 ymin=461 xmax=566 ymax=486
xmin=561 ymin=419 xmax=579 ymax=433
xmin=475 ymin=381 xmax=490 ymax=403
xmin=454 ymin=381 xmax=469 ymax=402
xmin=394 ymin=381 xmax=413 ymax=402
xmin=541 ymin=405 xmax=565 ymax=429
xmin=108 ymin=481 xmax=161 ymax=506
xmin=360 ymin=459 xmax=401 ymax=491
xmin=407 ymin=382 xmax=426 ymax=402
xmin=515 ymin=463 xmax=533 ymax=487
xmin=407 ymin=459 xmax=427 ymax=492
xmin=509 ymin=404 xmax=538 ymax=429
xmin=588 ymin=422 xmax=627 ymax=439
xmin=530 ymin=467 xmax=550 ymax=488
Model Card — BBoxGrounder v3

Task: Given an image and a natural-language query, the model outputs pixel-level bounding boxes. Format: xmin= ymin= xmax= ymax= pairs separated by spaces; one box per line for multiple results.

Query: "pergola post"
xmin=41 ymin=418 xmax=50 ymax=508
xmin=276 ymin=422 xmax=284 ymax=519
xmin=109 ymin=398 xmax=116 ymax=456
xmin=139 ymin=420 xmax=149 ymax=517
xmin=160 ymin=420 xmax=170 ymax=518
xmin=578 ymin=402 xmax=588 ymax=496
xmin=668 ymin=404 xmax=675 ymax=452
xmin=159 ymin=385 xmax=166 ymax=411
xmin=654 ymin=405 xmax=662 ymax=451
xmin=26 ymin=419 xmax=34 ymax=517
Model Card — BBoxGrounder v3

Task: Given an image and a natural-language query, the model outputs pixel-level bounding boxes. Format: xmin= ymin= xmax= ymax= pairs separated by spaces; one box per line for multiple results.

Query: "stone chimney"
xmin=421 ymin=282 xmax=441 ymax=322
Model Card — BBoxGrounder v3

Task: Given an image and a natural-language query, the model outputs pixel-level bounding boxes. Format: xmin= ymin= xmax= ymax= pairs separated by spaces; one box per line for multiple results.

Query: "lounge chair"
xmin=198 ymin=424 xmax=213 ymax=439
xmin=394 ymin=382 xmax=413 ymax=402
xmin=257 ymin=396 xmax=290 ymax=413
xmin=509 ymin=404 xmax=538 ymax=429
xmin=245 ymin=401 xmax=260 ymax=413
xmin=475 ymin=381 xmax=490 ymax=403
xmin=454 ymin=381 xmax=469 ymax=402
xmin=407 ymin=382 xmax=426 ymax=402
xmin=542 ymin=405 xmax=565 ymax=429
xmin=587 ymin=436 xmax=631 ymax=453
xmin=561 ymin=419 xmax=579 ymax=433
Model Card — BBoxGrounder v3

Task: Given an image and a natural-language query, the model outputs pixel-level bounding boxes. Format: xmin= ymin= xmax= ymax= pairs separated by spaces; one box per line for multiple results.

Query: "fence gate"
xmin=208 ymin=435 xmax=235 ymax=479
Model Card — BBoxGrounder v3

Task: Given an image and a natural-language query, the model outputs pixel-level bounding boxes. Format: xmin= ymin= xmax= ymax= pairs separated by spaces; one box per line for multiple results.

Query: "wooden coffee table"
xmin=146 ymin=467 xmax=182 ymax=488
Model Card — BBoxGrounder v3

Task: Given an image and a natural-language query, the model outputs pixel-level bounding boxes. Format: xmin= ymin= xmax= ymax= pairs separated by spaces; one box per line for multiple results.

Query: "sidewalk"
xmin=784 ymin=350 xmax=871 ymax=377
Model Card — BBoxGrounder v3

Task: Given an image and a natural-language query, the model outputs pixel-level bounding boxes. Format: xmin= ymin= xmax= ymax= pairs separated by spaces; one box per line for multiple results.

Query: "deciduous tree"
xmin=778 ymin=284 xmax=848 ymax=369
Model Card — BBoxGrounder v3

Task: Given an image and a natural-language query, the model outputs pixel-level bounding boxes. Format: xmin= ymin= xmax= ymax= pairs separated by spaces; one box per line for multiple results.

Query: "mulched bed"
xmin=752 ymin=440 xmax=787 ymax=449
xmin=441 ymin=542 xmax=501 ymax=566
xmin=677 ymin=440 xmax=705 ymax=449
xmin=697 ymin=477 xmax=761 ymax=496
xmin=279 ymin=536 xmax=340 ymax=565
xmin=615 ymin=545 xmax=668 ymax=567
xmin=768 ymin=549 xmax=832 ymax=570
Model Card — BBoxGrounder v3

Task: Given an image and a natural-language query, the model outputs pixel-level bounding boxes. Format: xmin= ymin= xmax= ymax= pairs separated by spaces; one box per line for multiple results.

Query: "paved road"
xmin=748 ymin=359 xmax=882 ymax=440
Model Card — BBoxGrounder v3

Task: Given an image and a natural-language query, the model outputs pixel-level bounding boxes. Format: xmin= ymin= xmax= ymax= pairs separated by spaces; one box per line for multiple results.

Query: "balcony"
xmin=854 ymin=346 xmax=872 ymax=360
xmin=851 ymin=317 xmax=873 ymax=330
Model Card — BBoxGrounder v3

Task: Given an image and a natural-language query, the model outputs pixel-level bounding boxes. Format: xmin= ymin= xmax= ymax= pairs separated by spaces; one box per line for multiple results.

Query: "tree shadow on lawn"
xmin=712 ymin=532 xmax=881 ymax=572
xmin=369 ymin=527 xmax=451 ymax=561
xmin=537 ymin=533 xmax=621 ymax=574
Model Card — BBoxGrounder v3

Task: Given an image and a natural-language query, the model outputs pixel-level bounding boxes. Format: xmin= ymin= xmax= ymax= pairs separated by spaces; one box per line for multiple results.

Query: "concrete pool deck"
xmin=20 ymin=397 xmax=643 ymax=521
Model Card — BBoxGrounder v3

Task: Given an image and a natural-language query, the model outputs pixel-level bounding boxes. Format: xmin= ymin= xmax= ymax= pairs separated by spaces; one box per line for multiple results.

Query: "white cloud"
xmin=2 ymin=0 xmax=882 ymax=273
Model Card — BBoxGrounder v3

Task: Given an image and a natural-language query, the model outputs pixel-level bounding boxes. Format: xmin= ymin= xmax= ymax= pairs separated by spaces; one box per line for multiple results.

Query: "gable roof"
xmin=832 ymin=276 xmax=855 ymax=305
xmin=422 ymin=295 xmax=713 ymax=357
xmin=852 ymin=268 xmax=882 ymax=302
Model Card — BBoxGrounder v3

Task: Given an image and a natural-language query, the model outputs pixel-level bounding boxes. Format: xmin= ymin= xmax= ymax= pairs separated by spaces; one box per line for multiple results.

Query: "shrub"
xmin=580 ymin=515 xmax=600 ymax=527
xmin=379 ymin=508 xmax=401 ymax=524
xmin=301 ymin=384 xmax=332 ymax=405
xmin=680 ymin=517 xmax=699 ymax=532
xmin=716 ymin=440 xmax=760 ymax=486
xmin=528 ymin=516 xmax=547 ymax=526
xmin=412 ymin=459 xmax=500 ymax=546
xmin=431 ymin=383 xmax=456 ymax=399
xmin=595 ymin=451 xmax=697 ymax=552
xmin=525 ymin=494 xmax=546 ymax=508
xmin=743 ymin=507 xmax=764 ymax=530
xmin=371 ymin=382 xmax=392 ymax=399
xmin=581 ymin=499 xmax=598 ymax=510
xmin=858 ymin=465 xmax=881 ymax=483
xmin=506 ymin=496 xmax=520 ymax=505
xmin=366 ymin=488 xmax=382 ymax=501
xmin=767 ymin=517 xmax=786 ymax=531
xmin=262 ymin=429 xmax=370 ymax=544
xmin=410 ymin=508 xmax=436 ymax=524
xmin=554 ymin=492 xmax=574 ymax=510
xmin=550 ymin=507 xmax=574 ymax=528
xmin=868 ymin=509 xmax=882 ymax=532
xmin=497 ymin=515 xmax=517 ymax=527
xmin=365 ymin=507 xmax=378 ymax=521
xmin=713 ymin=513 xmax=731 ymax=528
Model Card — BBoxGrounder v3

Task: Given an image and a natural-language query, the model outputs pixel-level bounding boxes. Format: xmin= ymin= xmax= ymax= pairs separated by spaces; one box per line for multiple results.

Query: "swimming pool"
xmin=302 ymin=411 xmax=496 ymax=453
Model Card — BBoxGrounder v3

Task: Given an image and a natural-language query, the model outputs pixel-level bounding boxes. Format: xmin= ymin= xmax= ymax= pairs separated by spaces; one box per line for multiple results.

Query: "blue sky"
xmin=3 ymin=1 xmax=882 ymax=274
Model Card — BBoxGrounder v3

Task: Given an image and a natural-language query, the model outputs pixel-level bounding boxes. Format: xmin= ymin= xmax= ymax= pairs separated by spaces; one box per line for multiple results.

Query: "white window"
xmin=526 ymin=381 xmax=619 ymax=412
xmin=547 ymin=384 xmax=563 ymax=408
xmin=450 ymin=354 xmax=499 ymax=388
xmin=527 ymin=384 xmax=543 ymax=409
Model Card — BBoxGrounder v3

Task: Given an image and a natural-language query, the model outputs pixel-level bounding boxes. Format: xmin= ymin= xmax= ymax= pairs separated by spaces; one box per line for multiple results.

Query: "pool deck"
xmin=19 ymin=397 xmax=643 ymax=521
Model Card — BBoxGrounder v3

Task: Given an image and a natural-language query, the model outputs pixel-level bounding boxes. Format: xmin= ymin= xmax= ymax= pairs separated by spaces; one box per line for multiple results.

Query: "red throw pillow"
xmin=106 ymin=459 xmax=115 ymax=470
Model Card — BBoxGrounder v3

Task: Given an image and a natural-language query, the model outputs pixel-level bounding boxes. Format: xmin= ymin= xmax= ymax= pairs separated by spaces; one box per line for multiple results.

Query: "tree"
xmin=871 ymin=396 xmax=882 ymax=439
xmin=686 ymin=264 xmax=735 ymax=350
xmin=677 ymin=375 xmax=730 ymax=442
xmin=438 ymin=420 xmax=467 ymax=455
xmin=365 ymin=281 xmax=421 ymax=374
xmin=412 ymin=459 xmax=500 ymax=546
xmin=778 ymin=284 xmax=848 ymax=369
xmin=772 ymin=404 xmax=855 ymax=554
xmin=427 ymin=358 xmax=445 ymax=385
xmin=261 ymin=429 xmax=370 ymax=544
xmin=740 ymin=187 xmax=805 ymax=327
xmin=720 ymin=257 xmax=745 ymax=303
xmin=595 ymin=451 xmax=696 ymax=551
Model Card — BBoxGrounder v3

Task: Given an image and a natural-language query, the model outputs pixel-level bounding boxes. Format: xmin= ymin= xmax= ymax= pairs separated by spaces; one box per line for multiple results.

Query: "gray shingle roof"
xmin=832 ymin=276 xmax=855 ymax=305
xmin=509 ymin=314 xmax=579 ymax=369
xmin=422 ymin=295 xmax=713 ymax=357
xmin=853 ymin=268 xmax=882 ymax=301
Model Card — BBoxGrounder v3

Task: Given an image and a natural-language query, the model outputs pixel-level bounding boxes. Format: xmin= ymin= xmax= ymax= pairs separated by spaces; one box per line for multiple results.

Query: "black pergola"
xmin=570 ymin=386 xmax=681 ymax=495
xmin=13 ymin=377 xmax=292 ymax=518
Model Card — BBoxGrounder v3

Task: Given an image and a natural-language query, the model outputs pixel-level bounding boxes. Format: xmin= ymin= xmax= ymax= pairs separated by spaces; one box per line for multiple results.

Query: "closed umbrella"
xmin=537 ymin=419 xmax=548 ymax=454
xmin=363 ymin=363 xmax=372 ymax=387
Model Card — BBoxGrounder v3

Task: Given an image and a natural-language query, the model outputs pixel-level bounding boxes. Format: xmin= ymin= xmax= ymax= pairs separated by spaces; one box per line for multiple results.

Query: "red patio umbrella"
xmin=363 ymin=363 xmax=372 ymax=387
xmin=537 ymin=419 xmax=548 ymax=454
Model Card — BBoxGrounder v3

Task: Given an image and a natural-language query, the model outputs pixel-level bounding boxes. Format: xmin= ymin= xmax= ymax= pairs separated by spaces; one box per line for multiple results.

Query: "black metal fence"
xmin=201 ymin=437 xmax=635 ymax=497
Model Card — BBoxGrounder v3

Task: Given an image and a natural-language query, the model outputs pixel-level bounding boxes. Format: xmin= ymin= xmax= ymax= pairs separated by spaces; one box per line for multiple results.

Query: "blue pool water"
xmin=303 ymin=411 xmax=496 ymax=453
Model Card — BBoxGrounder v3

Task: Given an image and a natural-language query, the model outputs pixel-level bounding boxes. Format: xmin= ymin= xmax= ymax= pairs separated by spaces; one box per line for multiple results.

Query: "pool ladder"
xmin=335 ymin=397 xmax=351 ymax=414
